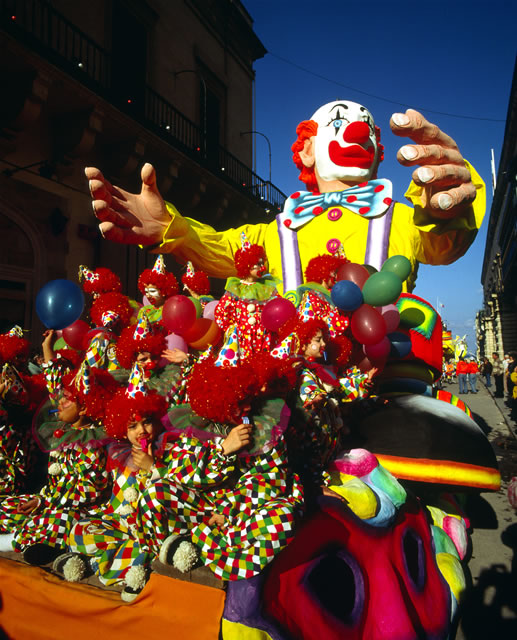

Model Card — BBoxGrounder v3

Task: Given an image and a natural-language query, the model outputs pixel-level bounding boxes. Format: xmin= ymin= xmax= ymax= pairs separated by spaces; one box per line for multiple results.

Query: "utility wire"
xmin=268 ymin=52 xmax=505 ymax=123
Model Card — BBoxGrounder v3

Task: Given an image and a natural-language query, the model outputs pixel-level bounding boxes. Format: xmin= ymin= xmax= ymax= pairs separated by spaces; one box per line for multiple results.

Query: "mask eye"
xmin=402 ymin=529 xmax=426 ymax=591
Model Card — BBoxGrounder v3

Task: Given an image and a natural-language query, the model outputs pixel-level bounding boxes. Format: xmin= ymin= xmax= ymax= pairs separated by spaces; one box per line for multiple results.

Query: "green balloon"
xmin=54 ymin=337 xmax=68 ymax=350
xmin=362 ymin=271 xmax=402 ymax=306
xmin=381 ymin=255 xmax=411 ymax=281
xmin=188 ymin=296 xmax=203 ymax=318
xmin=363 ymin=264 xmax=378 ymax=276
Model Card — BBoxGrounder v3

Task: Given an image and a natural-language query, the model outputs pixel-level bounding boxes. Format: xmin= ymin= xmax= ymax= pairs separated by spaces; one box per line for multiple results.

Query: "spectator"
xmin=492 ymin=353 xmax=504 ymax=398
xmin=480 ymin=357 xmax=492 ymax=388
xmin=467 ymin=358 xmax=479 ymax=394
xmin=456 ymin=359 xmax=469 ymax=395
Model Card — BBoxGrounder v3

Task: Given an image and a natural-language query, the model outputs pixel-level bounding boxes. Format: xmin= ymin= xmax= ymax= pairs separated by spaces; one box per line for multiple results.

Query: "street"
xmin=440 ymin=379 xmax=517 ymax=638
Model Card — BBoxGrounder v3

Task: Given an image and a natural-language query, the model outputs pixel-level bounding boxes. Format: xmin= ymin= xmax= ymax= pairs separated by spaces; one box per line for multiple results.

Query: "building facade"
xmin=0 ymin=0 xmax=285 ymax=345
xmin=478 ymin=57 xmax=517 ymax=360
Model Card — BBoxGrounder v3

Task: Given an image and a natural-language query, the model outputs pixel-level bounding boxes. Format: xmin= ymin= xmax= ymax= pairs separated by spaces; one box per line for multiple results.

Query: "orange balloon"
xmin=188 ymin=320 xmax=222 ymax=350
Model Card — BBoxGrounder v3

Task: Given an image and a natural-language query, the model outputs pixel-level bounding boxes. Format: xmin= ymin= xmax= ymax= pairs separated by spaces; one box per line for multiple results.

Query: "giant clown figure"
xmin=86 ymin=103 xmax=484 ymax=294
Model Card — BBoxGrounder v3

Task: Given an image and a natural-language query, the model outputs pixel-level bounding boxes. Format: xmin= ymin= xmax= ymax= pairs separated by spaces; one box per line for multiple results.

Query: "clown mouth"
xmin=328 ymin=141 xmax=375 ymax=168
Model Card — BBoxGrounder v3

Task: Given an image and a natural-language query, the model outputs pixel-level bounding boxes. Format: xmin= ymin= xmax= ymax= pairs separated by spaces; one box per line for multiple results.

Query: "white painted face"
xmin=145 ymin=285 xmax=164 ymax=306
xmin=311 ymin=100 xmax=379 ymax=183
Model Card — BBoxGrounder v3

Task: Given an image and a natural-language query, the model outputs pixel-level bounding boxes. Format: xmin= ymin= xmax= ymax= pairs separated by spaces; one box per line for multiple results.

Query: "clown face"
xmin=310 ymin=100 xmax=379 ymax=185
xmin=145 ymin=285 xmax=165 ymax=307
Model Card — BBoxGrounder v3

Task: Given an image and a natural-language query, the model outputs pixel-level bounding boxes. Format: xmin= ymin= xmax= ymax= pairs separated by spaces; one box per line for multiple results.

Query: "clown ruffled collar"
xmin=224 ymin=276 xmax=278 ymax=301
xmin=35 ymin=419 xmax=108 ymax=453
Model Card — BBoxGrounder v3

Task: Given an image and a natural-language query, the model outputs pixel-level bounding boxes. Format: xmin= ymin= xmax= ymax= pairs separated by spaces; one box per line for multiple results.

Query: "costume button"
xmin=327 ymin=208 xmax=342 ymax=221
xmin=248 ymin=317 xmax=257 ymax=325
xmin=247 ymin=303 xmax=256 ymax=312
xmin=326 ymin=238 xmax=341 ymax=254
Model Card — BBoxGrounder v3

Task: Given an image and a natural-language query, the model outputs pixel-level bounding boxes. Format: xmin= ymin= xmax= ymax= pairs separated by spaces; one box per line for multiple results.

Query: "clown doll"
xmin=137 ymin=254 xmax=178 ymax=325
xmin=0 ymin=364 xmax=115 ymax=566
xmin=214 ymin=232 xmax=280 ymax=365
xmin=181 ymin=261 xmax=213 ymax=308
xmin=78 ymin=265 xmax=121 ymax=300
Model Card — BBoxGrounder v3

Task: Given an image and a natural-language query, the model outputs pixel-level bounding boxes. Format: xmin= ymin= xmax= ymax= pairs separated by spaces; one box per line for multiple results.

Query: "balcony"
xmin=0 ymin=0 xmax=286 ymax=212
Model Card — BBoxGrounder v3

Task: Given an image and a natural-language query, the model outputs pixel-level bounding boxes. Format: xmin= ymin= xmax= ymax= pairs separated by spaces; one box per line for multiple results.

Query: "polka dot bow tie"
xmin=282 ymin=179 xmax=393 ymax=230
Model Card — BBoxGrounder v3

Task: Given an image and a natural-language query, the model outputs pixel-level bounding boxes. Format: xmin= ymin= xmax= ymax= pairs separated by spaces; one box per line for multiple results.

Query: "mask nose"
xmin=343 ymin=121 xmax=370 ymax=144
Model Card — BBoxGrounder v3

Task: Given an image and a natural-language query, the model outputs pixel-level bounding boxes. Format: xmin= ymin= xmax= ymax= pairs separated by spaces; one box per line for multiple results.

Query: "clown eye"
xmin=333 ymin=119 xmax=343 ymax=129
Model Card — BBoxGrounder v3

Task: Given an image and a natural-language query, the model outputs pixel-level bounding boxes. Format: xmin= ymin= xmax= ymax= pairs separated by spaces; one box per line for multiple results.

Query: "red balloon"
xmin=188 ymin=320 xmax=222 ymax=350
xmin=62 ymin=319 xmax=90 ymax=351
xmin=358 ymin=355 xmax=386 ymax=372
xmin=350 ymin=304 xmax=387 ymax=346
xmin=379 ymin=304 xmax=400 ymax=333
xmin=182 ymin=317 xmax=212 ymax=344
xmin=364 ymin=336 xmax=391 ymax=360
xmin=261 ymin=298 xmax=297 ymax=332
xmin=336 ymin=262 xmax=370 ymax=289
xmin=162 ymin=295 xmax=197 ymax=335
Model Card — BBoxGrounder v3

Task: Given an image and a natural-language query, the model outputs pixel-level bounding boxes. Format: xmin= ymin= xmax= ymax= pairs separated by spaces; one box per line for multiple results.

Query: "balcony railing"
xmin=1 ymin=0 xmax=286 ymax=212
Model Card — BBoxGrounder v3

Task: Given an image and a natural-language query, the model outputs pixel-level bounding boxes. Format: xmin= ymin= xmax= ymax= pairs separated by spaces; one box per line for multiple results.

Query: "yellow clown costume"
xmin=156 ymin=161 xmax=484 ymax=293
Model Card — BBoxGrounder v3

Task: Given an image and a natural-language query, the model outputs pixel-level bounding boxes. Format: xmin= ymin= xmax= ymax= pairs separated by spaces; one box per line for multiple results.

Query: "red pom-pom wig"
xmin=104 ymin=388 xmax=167 ymax=440
xmin=81 ymin=267 xmax=121 ymax=296
xmin=62 ymin=367 xmax=120 ymax=421
xmin=304 ymin=254 xmax=349 ymax=285
xmin=234 ymin=244 xmax=266 ymax=279
xmin=182 ymin=270 xmax=210 ymax=296
xmin=115 ymin=325 xmax=166 ymax=370
xmin=0 ymin=333 xmax=30 ymax=364
xmin=90 ymin=292 xmax=133 ymax=330
xmin=138 ymin=269 xmax=178 ymax=299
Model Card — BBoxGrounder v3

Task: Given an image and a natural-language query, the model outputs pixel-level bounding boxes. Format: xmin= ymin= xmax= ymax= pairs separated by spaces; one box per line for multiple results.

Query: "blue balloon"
xmin=36 ymin=279 xmax=85 ymax=330
xmin=388 ymin=332 xmax=412 ymax=358
xmin=331 ymin=280 xmax=363 ymax=311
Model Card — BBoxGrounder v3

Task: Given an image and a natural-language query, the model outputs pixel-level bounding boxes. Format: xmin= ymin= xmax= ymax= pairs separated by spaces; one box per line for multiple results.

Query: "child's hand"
xmin=306 ymin=393 xmax=326 ymax=409
xmin=208 ymin=513 xmax=226 ymax=528
xmin=131 ymin=443 xmax=154 ymax=471
xmin=161 ymin=348 xmax=188 ymax=364
xmin=221 ymin=423 xmax=253 ymax=455
xmin=16 ymin=497 xmax=40 ymax=514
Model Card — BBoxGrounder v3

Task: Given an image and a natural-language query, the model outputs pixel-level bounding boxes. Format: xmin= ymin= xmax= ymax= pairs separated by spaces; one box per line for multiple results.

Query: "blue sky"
xmin=242 ymin=0 xmax=516 ymax=352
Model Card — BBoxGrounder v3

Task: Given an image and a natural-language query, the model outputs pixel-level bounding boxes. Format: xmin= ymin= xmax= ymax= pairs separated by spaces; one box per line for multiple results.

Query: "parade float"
xmin=0 ymin=100 xmax=498 ymax=640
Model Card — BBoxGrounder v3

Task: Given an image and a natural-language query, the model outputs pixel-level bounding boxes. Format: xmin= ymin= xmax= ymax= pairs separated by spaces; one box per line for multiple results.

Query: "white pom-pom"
xmin=124 ymin=564 xmax=147 ymax=590
xmin=117 ymin=504 xmax=134 ymax=516
xmin=63 ymin=556 xmax=86 ymax=582
xmin=123 ymin=487 xmax=139 ymax=503
xmin=48 ymin=462 xmax=61 ymax=475
xmin=49 ymin=451 xmax=59 ymax=459
xmin=173 ymin=541 xmax=199 ymax=573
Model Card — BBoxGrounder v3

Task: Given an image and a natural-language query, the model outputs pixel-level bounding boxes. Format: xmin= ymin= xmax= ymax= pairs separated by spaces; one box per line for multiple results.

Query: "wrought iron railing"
xmin=0 ymin=0 xmax=286 ymax=211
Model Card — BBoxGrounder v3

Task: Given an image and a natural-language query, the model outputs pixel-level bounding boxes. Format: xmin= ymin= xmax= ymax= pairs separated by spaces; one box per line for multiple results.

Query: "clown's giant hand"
xmin=86 ymin=163 xmax=170 ymax=245
xmin=390 ymin=109 xmax=476 ymax=218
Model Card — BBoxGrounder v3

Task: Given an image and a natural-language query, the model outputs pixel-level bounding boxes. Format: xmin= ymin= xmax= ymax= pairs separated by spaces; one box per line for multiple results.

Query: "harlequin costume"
xmin=0 ymin=366 xmax=114 ymax=553
xmin=214 ymin=233 xmax=280 ymax=363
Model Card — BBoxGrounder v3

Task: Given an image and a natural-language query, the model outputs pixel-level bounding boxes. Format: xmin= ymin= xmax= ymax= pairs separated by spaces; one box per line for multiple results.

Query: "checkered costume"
xmin=0 ymin=421 xmax=26 ymax=496
xmin=0 ymin=424 xmax=109 ymax=551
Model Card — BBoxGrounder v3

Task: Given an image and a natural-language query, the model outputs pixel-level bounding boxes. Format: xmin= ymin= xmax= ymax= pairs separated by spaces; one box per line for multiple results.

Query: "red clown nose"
xmin=343 ymin=121 xmax=370 ymax=144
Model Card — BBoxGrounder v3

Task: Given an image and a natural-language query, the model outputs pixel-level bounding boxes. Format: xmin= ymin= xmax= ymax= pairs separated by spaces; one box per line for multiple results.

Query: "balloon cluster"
xmin=161 ymin=295 xmax=221 ymax=351
xmin=330 ymin=256 xmax=413 ymax=369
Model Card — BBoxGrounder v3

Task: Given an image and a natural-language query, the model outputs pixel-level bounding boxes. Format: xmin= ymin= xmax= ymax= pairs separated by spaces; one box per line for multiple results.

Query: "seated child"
xmin=0 ymin=364 xmax=115 ymax=565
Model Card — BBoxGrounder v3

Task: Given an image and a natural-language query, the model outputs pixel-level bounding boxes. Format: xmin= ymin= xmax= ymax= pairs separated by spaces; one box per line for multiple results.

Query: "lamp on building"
xmin=240 ymin=130 xmax=272 ymax=185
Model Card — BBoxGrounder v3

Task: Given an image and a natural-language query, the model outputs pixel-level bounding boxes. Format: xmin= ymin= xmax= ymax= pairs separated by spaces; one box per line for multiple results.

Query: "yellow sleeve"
xmin=405 ymin=160 xmax=485 ymax=266
xmin=157 ymin=202 xmax=270 ymax=278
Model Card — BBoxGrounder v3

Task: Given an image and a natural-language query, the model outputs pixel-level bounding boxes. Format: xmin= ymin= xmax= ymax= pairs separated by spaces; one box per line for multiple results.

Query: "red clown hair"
xmin=62 ymin=367 xmax=121 ymax=422
xmin=187 ymin=356 xmax=262 ymax=424
xmin=234 ymin=244 xmax=266 ymax=279
xmin=182 ymin=270 xmax=210 ymax=296
xmin=104 ymin=388 xmax=167 ymax=440
xmin=304 ymin=254 xmax=349 ymax=285
xmin=90 ymin=292 xmax=133 ymax=329
xmin=115 ymin=325 xmax=166 ymax=370
xmin=82 ymin=268 xmax=121 ymax=295
xmin=278 ymin=317 xmax=329 ymax=355
xmin=0 ymin=333 xmax=30 ymax=364
xmin=138 ymin=269 xmax=178 ymax=298
xmin=291 ymin=120 xmax=385 ymax=190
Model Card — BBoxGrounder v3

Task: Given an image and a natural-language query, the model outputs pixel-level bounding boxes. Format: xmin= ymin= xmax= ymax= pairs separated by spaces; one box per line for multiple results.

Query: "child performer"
xmin=181 ymin=261 xmax=213 ymax=308
xmin=214 ymin=232 xmax=280 ymax=364
xmin=64 ymin=363 xmax=175 ymax=601
xmin=0 ymin=365 xmax=115 ymax=565
xmin=137 ymin=254 xmax=178 ymax=325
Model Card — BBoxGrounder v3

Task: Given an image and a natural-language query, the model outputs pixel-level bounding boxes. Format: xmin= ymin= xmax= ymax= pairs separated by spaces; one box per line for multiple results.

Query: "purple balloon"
xmin=166 ymin=333 xmax=188 ymax=352
xmin=364 ymin=336 xmax=391 ymax=360
xmin=379 ymin=304 xmax=400 ymax=333
xmin=203 ymin=299 xmax=219 ymax=320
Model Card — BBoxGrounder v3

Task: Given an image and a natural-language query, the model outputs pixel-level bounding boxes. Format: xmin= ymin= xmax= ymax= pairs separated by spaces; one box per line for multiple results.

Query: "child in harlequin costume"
xmin=0 ymin=364 xmax=115 ymax=565
xmin=65 ymin=363 xmax=183 ymax=601
xmin=85 ymin=291 xmax=134 ymax=371
xmin=115 ymin=314 xmax=190 ymax=403
xmin=152 ymin=354 xmax=304 ymax=581
xmin=274 ymin=318 xmax=377 ymax=504
xmin=181 ymin=261 xmax=213 ymax=308
xmin=214 ymin=232 xmax=280 ymax=364
xmin=137 ymin=254 xmax=178 ymax=325
xmin=297 ymin=251 xmax=350 ymax=338
xmin=0 ymin=326 xmax=48 ymax=495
